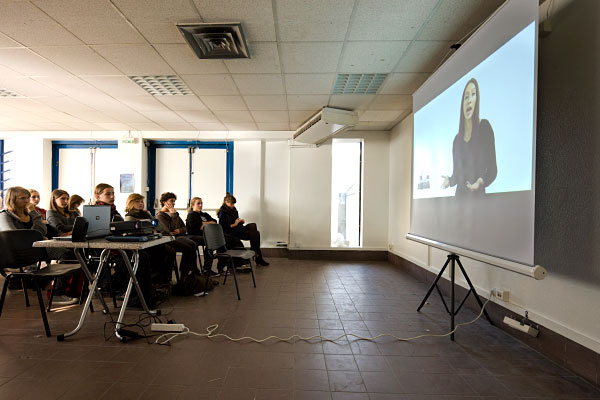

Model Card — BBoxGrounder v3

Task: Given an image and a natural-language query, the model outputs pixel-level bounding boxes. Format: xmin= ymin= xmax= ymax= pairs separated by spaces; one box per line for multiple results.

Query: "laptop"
xmin=53 ymin=205 xmax=112 ymax=241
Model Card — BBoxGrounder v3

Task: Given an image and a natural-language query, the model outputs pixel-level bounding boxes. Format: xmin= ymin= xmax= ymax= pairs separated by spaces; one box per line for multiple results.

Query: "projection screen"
xmin=410 ymin=0 xmax=539 ymax=268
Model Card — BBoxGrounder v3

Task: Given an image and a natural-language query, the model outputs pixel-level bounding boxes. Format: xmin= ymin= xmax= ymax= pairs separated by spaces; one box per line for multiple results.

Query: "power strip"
xmin=503 ymin=316 xmax=539 ymax=337
xmin=151 ymin=323 xmax=186 ymax=333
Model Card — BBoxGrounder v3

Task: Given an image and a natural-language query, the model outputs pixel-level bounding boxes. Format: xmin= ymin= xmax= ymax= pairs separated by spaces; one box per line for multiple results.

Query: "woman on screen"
xmin=441 ymin=78 xmax=497 ymax=197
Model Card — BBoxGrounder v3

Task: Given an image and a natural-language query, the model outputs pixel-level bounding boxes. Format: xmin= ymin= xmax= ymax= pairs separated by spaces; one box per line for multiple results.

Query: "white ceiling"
xmin=0 ymin=0 xmax=504 ymax=132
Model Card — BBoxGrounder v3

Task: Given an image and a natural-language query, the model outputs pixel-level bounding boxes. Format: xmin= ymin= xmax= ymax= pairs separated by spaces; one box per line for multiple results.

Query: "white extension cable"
xmin=154 ymin=289 xmax=498 ymax=345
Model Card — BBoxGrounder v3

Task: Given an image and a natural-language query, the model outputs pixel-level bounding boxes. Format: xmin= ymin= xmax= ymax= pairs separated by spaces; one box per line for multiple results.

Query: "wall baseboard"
xmin=261 ymin=247 xmax=388 ymax=261
xmin=387 ymin=251 xmax=600 ymax=389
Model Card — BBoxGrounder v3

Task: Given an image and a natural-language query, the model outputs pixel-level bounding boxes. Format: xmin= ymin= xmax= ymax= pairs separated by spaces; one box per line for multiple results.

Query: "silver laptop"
xmin=53 ymin=205 xmax=112 ymax=240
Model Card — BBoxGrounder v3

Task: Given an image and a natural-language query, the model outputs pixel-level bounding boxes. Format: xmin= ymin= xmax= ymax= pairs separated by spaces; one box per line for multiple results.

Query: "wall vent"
xmin=0 ymin=89 xmax=22 ymax=98
xmin=177 ymin=22 xmax=250 ymax=59
xmin=129 ymin=76 xmax=192 ymax=96
xmin=332 ymin=73 xmax=387 ymax=94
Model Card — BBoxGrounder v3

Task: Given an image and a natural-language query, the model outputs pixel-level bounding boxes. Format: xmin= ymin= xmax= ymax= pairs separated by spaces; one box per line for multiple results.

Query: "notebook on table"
xmin=53 ymin=205 xmax=112 ymax=241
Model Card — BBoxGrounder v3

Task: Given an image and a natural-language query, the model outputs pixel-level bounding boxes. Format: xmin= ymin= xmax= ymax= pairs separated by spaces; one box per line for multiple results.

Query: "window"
xmin=331 ymin=139 xmax=363 ymax=247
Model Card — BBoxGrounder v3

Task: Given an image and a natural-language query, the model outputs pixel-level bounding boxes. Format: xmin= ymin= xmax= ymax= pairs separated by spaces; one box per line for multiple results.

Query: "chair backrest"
xmin=0 ymin=229 xmax=47 ymax=273
xmin=203 ymin=224 xmax=227 ymax=251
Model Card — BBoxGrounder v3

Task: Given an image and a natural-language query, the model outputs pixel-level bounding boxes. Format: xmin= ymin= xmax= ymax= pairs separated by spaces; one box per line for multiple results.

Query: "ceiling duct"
xmin=292 ymin=107 xmax=358 ymax=146
xmin=177 ymin=22 xmax=250 ymax=59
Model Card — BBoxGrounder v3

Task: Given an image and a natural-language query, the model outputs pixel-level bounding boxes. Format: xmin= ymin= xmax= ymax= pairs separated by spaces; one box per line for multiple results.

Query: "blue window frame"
xmin=51 ymin=141 xmax=118 ymax=190
xmin=146 ymin=141 xmax=234 ymax=214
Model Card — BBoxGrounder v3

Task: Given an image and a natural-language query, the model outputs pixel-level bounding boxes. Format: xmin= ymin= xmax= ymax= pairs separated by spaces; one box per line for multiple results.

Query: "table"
xmin=33 ymin=236 xmax=173 ymax=342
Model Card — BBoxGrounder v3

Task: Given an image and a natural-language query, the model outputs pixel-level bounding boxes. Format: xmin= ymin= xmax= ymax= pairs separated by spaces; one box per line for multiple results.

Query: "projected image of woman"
xmin=441 ymin=78 xmax=497 ymax=197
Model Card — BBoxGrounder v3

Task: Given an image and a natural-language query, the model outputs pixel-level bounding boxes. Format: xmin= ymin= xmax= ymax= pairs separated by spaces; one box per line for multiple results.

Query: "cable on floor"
xmin=153 ymin=289 xmax=498 ymax=345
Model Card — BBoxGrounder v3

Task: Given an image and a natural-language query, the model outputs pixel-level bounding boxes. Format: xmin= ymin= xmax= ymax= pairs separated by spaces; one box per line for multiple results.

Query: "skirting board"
xmin=261 ymin=247 xmax=388 ymax=261
xmin=387 ymin=251 xmax=600 ymax=389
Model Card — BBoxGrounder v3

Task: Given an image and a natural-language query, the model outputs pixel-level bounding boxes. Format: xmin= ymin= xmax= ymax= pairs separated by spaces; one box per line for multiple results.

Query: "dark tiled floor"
xmin=0 ymin=258 xmax=598 ymax=399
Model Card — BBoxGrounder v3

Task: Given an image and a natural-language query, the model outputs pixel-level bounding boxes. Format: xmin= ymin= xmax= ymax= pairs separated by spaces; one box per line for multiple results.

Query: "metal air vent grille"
xmin=0 ymin=89 xmax=22 ymax=98
xmin=129 ymin=76 xmax=193 ymax=96
xmin=332 ymin=73 xmax=388 ymax=94
xmin=177 ymin=22 xmax=250 ymax=60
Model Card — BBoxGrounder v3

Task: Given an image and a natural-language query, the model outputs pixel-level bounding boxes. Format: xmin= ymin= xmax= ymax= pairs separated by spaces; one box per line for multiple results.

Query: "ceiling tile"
xmin=192 ymin=0 xmax=276 ymax=41
xmin=280 ymin=42 xmax=343 ymax=73
xmin=351 ymin=121 xmax=391 ymax=130
xmin=289 ymin=110 xmax=317 ymax=123
xmin=232 ymin=74 xmax=284 ymax=95
xmin=213 ymin=110 xmax=254 ymax=123
xmin=36 ymin=96 xmax=96 ymax=113
xmin=175 ymin=110 xmax=219 ymax=123
xmin=182 ymin=75 xmax=239 ymax=95
xmin=0 ymin=2 xmax=83 ymax=46
xmin=243 ymin=95 xmax=287 ymax=111
xmin=118 ymin=96 xmax=169 ymax=112
xmin=191 ymin=122 xmax=226 ymax=131
xmin=257 ymin=122 xmax=290 ymax=131
xmin=160 ymin=122 xmax=195 ymax=130
xmin=101 ymin=109 xmax=150 ymax=123
xmin=339 ymin=41 xmax=410 ymax=73
xmin=379 ymin=72 xmax=429 ymax=94
xmin=224 ymin=42 xmax=280 ymax=74
xmin=33 ymin=0 xmax=145 ymax=45
xmin=0 ymin=33 xmax=22 ymax=48
xmin=359 ymin=110 xmax=403 ymax=122
xmin=369 ymin=95 xmax=412 ymax=110
xmin=156 ymin=95 xmax=208 ymax=111
xmin=200 ymin=96 xmax=247 ymax=111
xmin=137 ymin=23 xmax=187 ymax=44
xmin=250 ymin=111 xmax=289 ymax=123
xmin=0 ymin=48 xmax=71 ymax=77
xmin=286 ymin=95 xmax=329 ymax=110
xmin=276 ymin=0 xmax=354 ymax=42
xmin=347 ymin=0 xmax=439 ymax=41
xmin=419 ymin=0 xmax=504 ymax=41
xmin=129 ymin=121 xmax=164 ymax=131
xmin=329 ymin=94 xmax=374 ymax=110
xmin=95 ymin=122 xmax=134 ymax=130
xmin=91 ymin=44 xmax=174 ymax=75
xmin=0 ymin=77 xmax=63 ymax=98
xmin=31 ymin=46 xmax=122 ymax=76
xmin=0 ymin=65 xmax=23 ymax=78
xmin=154 ymin=44 xmax=228 ymax=75
xmin=75 ymin=111 xmax=118 ymax=123
xmin=140 ymin=110 xmax=187 ymax=123
xmin=0 ymin=98 xmax=56 ymax=113
xmin=223 ymin=122 xmax=258 ymax=131
xmin=284 ymin=74 xmax=335 ymax=95
xmin=80 ymin=76 xmax=149 ymax=97
xmin=394 ymin=41 xmax=454 ymax=73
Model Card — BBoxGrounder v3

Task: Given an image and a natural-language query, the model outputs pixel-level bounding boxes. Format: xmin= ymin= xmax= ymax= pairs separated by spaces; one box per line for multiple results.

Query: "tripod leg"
xmin=456 ymin=259 xmax=494 ymax=325
xmin=417 ymin=256 xmax=451 ymax=312
xmin=450 ymin=256 xmax=455 ymax=341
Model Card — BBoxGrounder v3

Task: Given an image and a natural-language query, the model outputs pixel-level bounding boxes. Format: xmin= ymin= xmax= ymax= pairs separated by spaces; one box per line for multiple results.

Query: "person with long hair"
xmin=46 ymin=189 xmax=78 ymax=234
xmin=29 ymin=189 xmax=47 ymax=219
xmin=154 ymin=192 xmax=204 ymax=277
xmin=68 ymin=194 xmax=85 ymax=216
xmin=217 ymin=192 xmax=269 ymax=266
xmin=441 ymin=78 xmax=497 ymax=197
xmin=93 ymin=183 xmax=123 ymax=222
xmin=0 ymin=187 xmax=77 ymax=305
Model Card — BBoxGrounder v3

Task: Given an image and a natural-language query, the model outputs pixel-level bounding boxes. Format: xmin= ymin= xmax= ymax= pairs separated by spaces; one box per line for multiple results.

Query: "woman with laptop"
xmin=46 ymin=189 xmax=78 ymax=234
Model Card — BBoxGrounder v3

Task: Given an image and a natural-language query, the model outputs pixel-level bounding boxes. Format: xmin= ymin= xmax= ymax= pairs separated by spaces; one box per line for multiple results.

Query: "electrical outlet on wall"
xmin=494 ymin=289 xmax=510 ymax=302
xmin=388 ymin=244 xmax=394 ymax=250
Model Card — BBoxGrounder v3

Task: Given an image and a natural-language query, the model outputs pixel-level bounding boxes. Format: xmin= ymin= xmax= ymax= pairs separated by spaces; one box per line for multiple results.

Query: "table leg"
xmin=58 ymin=249 xmax=111 ymax=341
xmin=114 ymin=250 xmax=158 ymax=341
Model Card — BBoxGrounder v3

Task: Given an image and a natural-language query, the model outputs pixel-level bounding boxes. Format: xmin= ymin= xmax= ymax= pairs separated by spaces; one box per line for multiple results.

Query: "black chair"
xmin=0 ymin=230 xmax=81 ymax=337
xmin=203 ymin=224 xmax=256 ymax=300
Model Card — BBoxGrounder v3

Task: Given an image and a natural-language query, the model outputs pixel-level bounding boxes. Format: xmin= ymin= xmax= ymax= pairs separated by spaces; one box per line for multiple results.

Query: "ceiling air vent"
xmin=332 ymin=73 xmax=387 ymax=94
xmin=129 ymin=75 xmax=192 ymax=96
xmin=0 ymin=88 xmax=22 ymax=98
xmin=177 ymin=22 xmax=250 ymax=59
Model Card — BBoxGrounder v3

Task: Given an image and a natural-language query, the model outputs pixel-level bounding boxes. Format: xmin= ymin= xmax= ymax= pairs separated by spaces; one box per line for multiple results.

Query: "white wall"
xmin=387 ymin=115 xmax=600 ymax=353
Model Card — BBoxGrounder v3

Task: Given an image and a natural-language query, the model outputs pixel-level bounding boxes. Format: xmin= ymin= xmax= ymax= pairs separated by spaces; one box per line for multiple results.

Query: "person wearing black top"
xmin=442 ymin=78 xmax=497 ymax=198
xmin=217 ymin=193 xmax=269 ymax=266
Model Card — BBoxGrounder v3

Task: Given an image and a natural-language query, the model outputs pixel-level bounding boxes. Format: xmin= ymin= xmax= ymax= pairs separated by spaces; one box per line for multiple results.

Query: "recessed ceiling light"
xmin=0 ymin=88 xmax=22 ymax=98
xmin=129 ymin=75 xmax=193 ymax=96
xmin=332 ymin=74 xmax=388 ymax=95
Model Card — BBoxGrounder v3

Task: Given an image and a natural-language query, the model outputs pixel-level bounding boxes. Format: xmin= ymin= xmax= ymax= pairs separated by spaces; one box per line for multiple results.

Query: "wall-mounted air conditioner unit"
xmin=292 ymin=107 xmax=358 ymax=145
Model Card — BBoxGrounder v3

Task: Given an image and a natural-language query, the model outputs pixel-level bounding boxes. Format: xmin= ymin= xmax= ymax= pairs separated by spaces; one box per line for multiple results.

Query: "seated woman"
xmin=217 ymin=193 xmax=269 ymax=266
xmin=154 ymin=192 xmax=203 ymax=276
xmin=93 ymin=183 xmax=155 ymax=308
xmin=0 ymin=186 xmax=77 ymax=305
xmin=29 ymin=189 xmax=47 ymax=220
xmin=46 ymin=189 xmax=78 ymax=234
xmin=185 ymin=197 xmax=218 ymax=271
xmin=93 ymin=183 xmax=123 ymax=222
xmin=68 ymin=194 xmax=85 ymax=216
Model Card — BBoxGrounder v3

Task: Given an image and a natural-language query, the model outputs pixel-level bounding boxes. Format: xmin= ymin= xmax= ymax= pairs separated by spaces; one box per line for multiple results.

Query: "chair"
xmin=203 ymin=224 xmax=256 ymax=300
xmin=0 ymin=230 xmax=81 ymax=337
